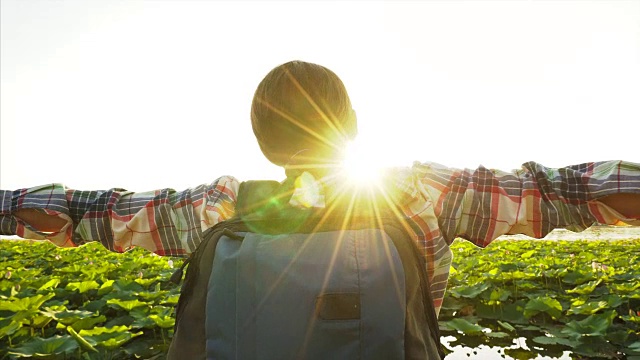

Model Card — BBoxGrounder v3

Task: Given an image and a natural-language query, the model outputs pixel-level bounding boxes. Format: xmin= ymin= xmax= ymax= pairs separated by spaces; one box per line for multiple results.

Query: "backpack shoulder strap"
xmin=167 ymin=214 xmax=246 ymax=359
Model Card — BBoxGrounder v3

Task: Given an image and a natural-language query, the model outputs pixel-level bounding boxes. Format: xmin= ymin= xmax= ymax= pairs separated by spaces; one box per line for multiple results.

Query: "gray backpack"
xmin=167 ymin=179 xmax=444 ymax=359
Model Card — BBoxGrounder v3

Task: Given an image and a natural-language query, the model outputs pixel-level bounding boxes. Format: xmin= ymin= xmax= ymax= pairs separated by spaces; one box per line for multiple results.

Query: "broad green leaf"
xmin=514 ymin=281 xmax=538 ymax=290
xmin=161 ymin=294 xmax=180 ymax=306
xmin=610 ymin=281 xmax=640 ymax=293
xmin=0 ymin=279 xmax=14 ymax=292
xmin=66 ymin=280 xmax=100 ymax=294
xmin=487 ymin=288 xmax=511 ymax=302
xmin=571 ymin=298 xmax=586 ymax=307
xmin=82 ymin=299 xmax=107 ymax=313
xmin=69 ymin=315 xmax=107 ymax=331
xmin=497 ymin=270 xmax=529 ymax=281
xmin=130 ymin=307 xmax=154 ymax=328
xmin=440 ymin=296 xmax=465 ymax=311
xmin=137 ymin=289 xmax=168 ymax=301
xmin=612 ymin=272 xmax=637 ymax=281
xmin=543 ymin=268 xmax=568 ymax=278
xmin=107 ymin=298 xmax=148 ymax=311
xmin=606 ymin=329 xmax=632 ymax=344
xmin=0 ymin=320 xmax=21 ymax=338
xmin=150 ymin=305 xmax=173 ymax=317
xmin=41 ymin=309 xmax=95 ymax=326
xmin=498 ymin=263 xmax=519 ymax=272
xmin=79 ymin=325 xmax=132 ymax=336
xmin=79 ymin=325 xmax=143 ymax=350
xmin=531 ymin=335 xmax=575 ymax=347
xmin=628 ymin=289 xmax=640 ymax=299
xmin=122 ymin=338 xmax=166 ymax=358
xmin=38 ymin=278 xmax=61 ymax=291
xmin=0 ymin=293 xmax=55 ymax=312
xmin=496 ymin=320 xmax=515 ymax=332
xmin=561 ymin=309 xmax=617 ymax=340
xmin=449 ymin=283 xmax=490 ymax=298
xmin=442 ymin=318 xmax=484 ymax=335
xmin=563 ymin=270 xmax=596 ymax=285
xmin=523 ymin=297 xmax=563 ymax=319
xmin=567 ymin=300 xmax=608 ymax=315
xmin=516 ymin=325 xmax=543 ymax=331
xmin=572 ymin=338 xmax=618 ymax=359
xmin=485 ymin=331 xmax=509 ymax=338
xmin=30 ymin=313 xmax=54 ymax=328
xmin=9 ymin=309 xmax=39 ymax=325
xmin=130 ymin=307 xmax=150 ymax=319
xmin=149 ymin=314 xmax=175 ymax=328
xmin=603 ymin=294 xmax=623 ymax=308
xmin=566 ymin=279 xmax=602 ymax=295
xmin=67 ymin=326 xmax=98 ymax=352
xmin=7 ymin=335 xmax=78 ymax=357
xmin=98 ymin=279 xmax=115 ymax=296
xmin=56 ymin=264 xmax=84 ymax=275
xmin=114 ymin=279 xmax=145 ymax=292
xmin=134 ymin=277 xmax=159 ymax=287
xmin=475 ymin=302 xmax=528 ymax=324
xmin=106 ymin=315 xmax=135 ymax=328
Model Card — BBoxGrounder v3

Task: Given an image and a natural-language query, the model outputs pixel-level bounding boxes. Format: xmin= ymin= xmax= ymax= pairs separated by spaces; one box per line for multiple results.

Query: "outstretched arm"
xmin=1 ymin=178 xmax=239 ymax=255
xmin=414 ymin=160 xmax=640 ymax=247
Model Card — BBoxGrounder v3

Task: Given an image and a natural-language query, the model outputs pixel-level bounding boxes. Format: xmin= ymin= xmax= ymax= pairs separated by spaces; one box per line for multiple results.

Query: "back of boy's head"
xmin=251 ymin=61 xmax=357 ymax=168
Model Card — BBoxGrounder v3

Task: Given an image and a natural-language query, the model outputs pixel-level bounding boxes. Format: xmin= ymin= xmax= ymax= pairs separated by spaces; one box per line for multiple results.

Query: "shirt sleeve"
xmin=0 ymin=176 xmax=239 ymax=256
xmin=414 ymin=160 xmax=640 ymax=247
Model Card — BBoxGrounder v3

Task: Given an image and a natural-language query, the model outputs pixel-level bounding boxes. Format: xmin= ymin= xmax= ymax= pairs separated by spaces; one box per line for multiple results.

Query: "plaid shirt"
xmin=2 ymin=160 xmax=639 ymax=315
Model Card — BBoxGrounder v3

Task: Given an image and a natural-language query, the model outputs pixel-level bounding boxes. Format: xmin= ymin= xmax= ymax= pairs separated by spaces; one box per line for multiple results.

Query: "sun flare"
xmin=342 ymin=140 xmax=385 ymax=186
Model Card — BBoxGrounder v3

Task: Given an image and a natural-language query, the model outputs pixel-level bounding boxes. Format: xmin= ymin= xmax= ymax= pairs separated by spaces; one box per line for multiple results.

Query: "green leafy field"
xmin=1 ymin=238 xmax=639 ymax=359
xmin=440 ymin=238 xmax=640 ymax=360
xmin=0 ymin=241 xmax=183 ymax=359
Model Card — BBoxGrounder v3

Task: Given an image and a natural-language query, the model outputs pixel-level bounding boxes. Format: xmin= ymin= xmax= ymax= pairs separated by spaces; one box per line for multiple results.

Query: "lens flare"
xmin=342 ymin=140 xmax=384 ymax=186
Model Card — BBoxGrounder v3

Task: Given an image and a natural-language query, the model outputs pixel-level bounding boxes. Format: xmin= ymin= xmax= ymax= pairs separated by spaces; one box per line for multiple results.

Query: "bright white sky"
xmin=1 ymin=0 xmax=639 ymax=192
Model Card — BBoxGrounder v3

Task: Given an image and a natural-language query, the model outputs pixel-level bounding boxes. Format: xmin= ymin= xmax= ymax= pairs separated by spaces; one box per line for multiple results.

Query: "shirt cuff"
xmin=0 ymin=190 xmax=11 ymax=214
xmin=0 ymin=191 xmax=16 ymax=236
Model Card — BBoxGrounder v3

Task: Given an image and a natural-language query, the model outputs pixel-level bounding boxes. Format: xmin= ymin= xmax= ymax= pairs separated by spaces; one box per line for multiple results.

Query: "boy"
xmin=2 ymin=60 xmax=640 ymax=316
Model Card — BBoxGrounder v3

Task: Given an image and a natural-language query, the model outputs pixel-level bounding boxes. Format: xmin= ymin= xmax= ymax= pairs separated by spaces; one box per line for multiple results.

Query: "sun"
xmin=341 ymin=139 xmax=385 ymax=186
